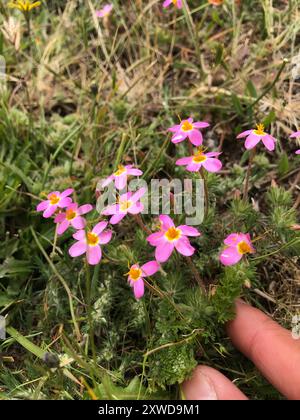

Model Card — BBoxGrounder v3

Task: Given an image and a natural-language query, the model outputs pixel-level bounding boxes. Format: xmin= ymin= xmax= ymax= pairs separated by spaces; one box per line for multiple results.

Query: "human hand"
xmin=183 ymin=300 xmax=300 ymax=400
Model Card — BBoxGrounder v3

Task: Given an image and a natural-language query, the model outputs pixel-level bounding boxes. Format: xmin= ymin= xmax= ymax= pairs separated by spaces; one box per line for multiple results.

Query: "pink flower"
xmin=220 ymin=233 xmax=255 ymax=266
xmin=163 ymin=0 xmax=183 ymax=8
xmin=126 ymin=261 xmax=160 ymax=300
xmin=101 ymin=187 xmax=146 ymax=225
xmin=68 ymin=221 xmax=112 ymax=265
xmin=168 ymin=118 xmax=210 ymax=147
xmin=95 ymin=3 xmax=113 ymax=18
xmin=237 ymin=123 xmax=276 ymax=151
xmin=176 ymin=149 xmax=222 ymax=173
xmin=36 ymin=189 xmax=73 ymax=218
xmin=290 ymin=131 xmax=300 ymax=155
xmin=101 ymin=164 xmax=143 ymax=191
xmin=147 ymin=215 xmax=201 ymax=263
xmin=54 ymin=203 xmax=93 ymax=235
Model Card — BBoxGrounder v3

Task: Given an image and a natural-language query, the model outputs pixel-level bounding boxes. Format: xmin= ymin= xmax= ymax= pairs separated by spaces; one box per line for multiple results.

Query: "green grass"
xmin=0 ymin=0 xmax=300 ymax=400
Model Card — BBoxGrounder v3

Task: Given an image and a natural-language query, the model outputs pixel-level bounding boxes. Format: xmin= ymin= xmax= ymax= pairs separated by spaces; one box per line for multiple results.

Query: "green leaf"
xmin=278 ymin=152 xmax=290 ymax=176
xmin=246 ymin=80 xmax=257 ymax=98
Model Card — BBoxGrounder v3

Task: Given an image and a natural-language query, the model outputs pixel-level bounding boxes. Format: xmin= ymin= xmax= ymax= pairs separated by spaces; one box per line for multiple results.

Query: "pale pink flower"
xmin=290 ymin=131 xmax=300 ymax=155
xmin=168 ymin=118 xmax=209 ymax=147
xmin=101 ymin=164 xmax=143 ymax=191
xmin=101 ymin=187 xmax=146 ymax=225
xmin=126 ymin=261 xmax=160 ymax=300
xmin=36 ymin=189 xmax=73 ymax=218
xmin=147 ymin=215 xmax=201 ymax=263
xmin=220 ymin=233 xmax=255 ymax=266
xmin=95 ymin=3 xmax=113 ymax=18
xmin=237 ymin=123 xmax=276 ymax=151
xmin=163 ymin=0 xmax=183 ymax=9
xmin=296 ymin=150 xmax=300 ymax=155
xmin=54 ymin=203 xmax=93 ymax=235
xmin=176 ymin=149 xmax=222 ymax=173
xmin=68 ymin=221 xmax=112 ymax=265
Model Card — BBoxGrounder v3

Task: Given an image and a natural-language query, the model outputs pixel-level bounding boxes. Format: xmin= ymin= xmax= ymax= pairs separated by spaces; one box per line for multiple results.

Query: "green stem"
xmin=85 ymin=261 xmax=97 ymax=362
xmin=200 ymin=167 xmax=208 ymax=218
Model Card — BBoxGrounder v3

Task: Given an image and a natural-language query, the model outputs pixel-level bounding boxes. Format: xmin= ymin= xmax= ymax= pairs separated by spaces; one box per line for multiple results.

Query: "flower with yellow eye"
xmin=147 ymin=215 xmax=201 ymax=263
xmin=126 ymin=261 xmax=159 ymax=299
xmin=36 ymin=189 xmax=73 ymax=218
xmin=95 ymin=3 xmax=113 ymax=18
xmin=54 ymin=203 xmax=93 ymax=235
xmin=163 ymin=0 xmax=183 ymax=9
xmin=102 ymin=188 xmax=146 ymax=225
xmin=168 ymin=117 xmax=210 ymax=147
xmin=68 ymin=221 xmax=112 ymax=265
xmin=101 ymin=164 xmax=143 ymax=191
xmin=220 ymin=233 xmax=255 ymax=266
xmin=176 ymin=148 xmax=222 ymax=173
xmin=8 ymin=1 xmax=41 ymax=12
xmin=237 ymin=124 xmax=276 ymax=151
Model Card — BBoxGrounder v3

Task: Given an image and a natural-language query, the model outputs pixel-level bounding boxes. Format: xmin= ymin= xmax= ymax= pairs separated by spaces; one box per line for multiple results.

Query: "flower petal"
xmin=262 ymin=135 xmax=276 ymax=151
xmin=101 ymin=175 xmax=114 ymax=188
xmin=202 ymin=157 xmax=222 ymax=173
xmin=175 ymin=157 xmax=193 ymax=166
xmin=69 ymin=241 xmax=87 ymax=257
xmin=61 ymin=188 xmax=74 ymax=198
xmin=147 ymin=231 xmax=164 ymax=245
xmin=131 ymin=187 xmax=146 ymax=203
xmin=87 ymin=245 xmax=102 ymax=265
xmin=188 ymin=129 xmax=203 ymax=146
xmin=175 ymin=237 xmax=195 ymax=256
xmin=128 ymin=202 xmax=144 ymax=214
xmin=237 ymin=130 xmax=253 ymax=139
xmin=102 ymin=204 xmax=119 ymax=216
xmin=43 ymin=205 xmax=57 ymax=218
xmin=177 ymin=225 xmax=201 ymax=237
xmin=141 ymin=260 xmax=160 ymax=277
xmin=54 ymin=213 xmax=66 ymax=223
xmin=155 ymin=241 xmax=174 ymax=263
xmin=92 ymin=221 xmax=108 ymax=234
xmin=220 ymin=246 xmax=242 ymax=266
xmin=57 ymin=219 xmax=70 ymax=235
xmin=186 ymin=162 xmax=201 ymax=172
xmin=127 ymin=168 xmax=143 ymax=176
xmin=290 ymin=131 xmax=300 ymax=138
xmin=193 ymin=121 xmax=210 ymax=128
xmin=98 ymin=230 xmax=112 ymax=245
xmin=58 ymin=197 xmax=72 ymax=208
xmin=78 ymin=204 xmax=93 ymax=215
xmin=244 ymin=133 xmax=261 ymax=150
xmin=159 ymin=214 xmax=174 ymax=230
xmin=133 ymin=278 xmax=144 ymax=299
xmin=73 ymin=230 xmax=86 ymax=240
xmin=171 ymin=133 xmax=187 ymax=143
xmin=36 ymin=200 xmax=49 ymax=212
xmin=71 ymin=216 xmax=86 ymax=230
xmin=110 ymin=213 xmax=126 ymax=225
xmin=115 ymin=173 xmax=127 ymax=190
xmin=168 ymin=124 xmax=181 ymax=132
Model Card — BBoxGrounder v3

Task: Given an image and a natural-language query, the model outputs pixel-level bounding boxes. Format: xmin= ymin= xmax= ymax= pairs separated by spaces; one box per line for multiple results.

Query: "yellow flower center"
xmin=8 ymin=0 xmax=41 ymax=12
xmin=254 ymin=123 xmax=266 ymax=136
xmin=66 ymin=209 xmax=76 ymax=221
xmin=192 ymin=152 xmax=207 ymax=163
xmin=49 ymin=194 xmax=60 ymax=205
xmin=87 ymin=232 xmax=99 ymax=246
xmin=120 ymin=200 xmax=132 ymax=212
xmin=237 ymin=241 xmax=252 ymax=255
xmin=128 ymin=267 xmax=142 ymax=281
xmin=114 ymin=165 xmax=126 ymax=177
xmin=165 ymin=227 xmax=181 ymax=242
xmin=181 ymin=120 xmax=193 ymax=132
xmin=172 ymin=0 xmax=178 ymax=4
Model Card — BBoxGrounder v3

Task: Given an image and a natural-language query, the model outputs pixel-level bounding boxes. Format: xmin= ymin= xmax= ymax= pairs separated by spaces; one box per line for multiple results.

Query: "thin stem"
xmin=85 ymin=261 xmax=97 ymax=362
xmin=243 ymin=147 xmax=256 ymax=201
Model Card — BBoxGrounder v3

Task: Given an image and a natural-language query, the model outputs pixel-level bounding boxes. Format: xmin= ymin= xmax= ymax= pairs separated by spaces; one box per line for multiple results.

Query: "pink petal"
xmin=98 ymin=230 xmax=112 ymax=245
xmin=147 ymin=231 xmax=164 ymax=245
xmin=155 ymin=241 xmax=174 ymax=263
xmin=110 ymin=213 xmax=126 ymax=225
xmin=205 ymin=152 xmax=222 ymax=158
xmin=220 ymin=247 xmax=242 ymax=266
xmin=296 ymin=149 xmax=300 ymax=155
xmin=92 ymin=221 xmax=108 ymax=234
xmin=54 ymin=213 xmax=66 ymax=223
xmin=177 ymin=225 xmax=201 ymax=237
xmin=71 ymin=216 xmax=86 ymax=230
xmin=47 ymin=191 xmax=60 ymax=199
xmin=244 ymin=133 xmax=261 ymax=150
xmin=36 ymin=200 xmax=49 ymax=212
xmin=131 ymin=187 xmax=146 ymax=203
xmin=133 ymin=278 xmax=144 ymax=299
xmin=193 ymin=121 xmax=210 ymax=129
xmin=224 ymin=233 xmax=242 ymax=246
xmin=73 ymin=230 xmax=86 ymax=240
xmin=172 ymin=133 xmax=187 ymax=143
xmin=186 ymin=162 xmax=201 ymax=172
xmin=188 ymin=129 xmax=203 ymax=146
xmin=69 ymin=241 xmax=87 ymax=257
xmin=58 ymin=197 xmax=72 ymax=208
xmin=168 ymin=124 xmax=181 ymax=132
xmin=43 ymin=205 xmax=57 ymax=218
xmin=177 ymin=0 xmax=183 ymax=9
xmin=176 ymin=157 xmax=193 ymax=166
xmin=57 ymin=219 xmax=70 ymax=235
xmin=262 ymin=135 xmax=275 ymax=151
xmin=163 ymin=0 xmax=172 ymax=7
xmin=101 ymin=175 xmax=114 ymax=188
xmin=237 ymin=130 xmax=253 ymax=139
xmin=141 ymin=260 xmax=160 ymax=277
xmin=128 ymin=202 xmax=144 ymax=214
xmin=290 ymin=131 xmax=300 ymax=138
xmin=61 ymin=188 xmax=74 ymax=198
xmin=175 ymin=237 xmax=195 ymax=257
xmin=87 ymin=245 xmax=102 ymax=265
xmin=159 ymin=214 xmax=174 ymax=230
xmin=127 ymin=168 xmax=143 ymax=176
xmin=78 ymin=204 xmax=93 ymax=215
xmin=202 ymin=158 xmax=222 ymax=173
xmin=102 ymin=204 xmax=119 ymax=215
xmin=115 ymin=173 xmax=127 ymax=190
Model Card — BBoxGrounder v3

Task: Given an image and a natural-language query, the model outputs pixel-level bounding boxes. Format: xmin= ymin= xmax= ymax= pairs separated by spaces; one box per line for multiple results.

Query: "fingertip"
xmin=182 ymin=365 xmax=248 ymax=401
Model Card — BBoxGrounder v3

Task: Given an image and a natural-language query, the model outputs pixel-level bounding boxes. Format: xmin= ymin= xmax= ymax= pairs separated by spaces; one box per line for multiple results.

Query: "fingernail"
xmin=192 ymin=370 xmax=218 ymax=400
